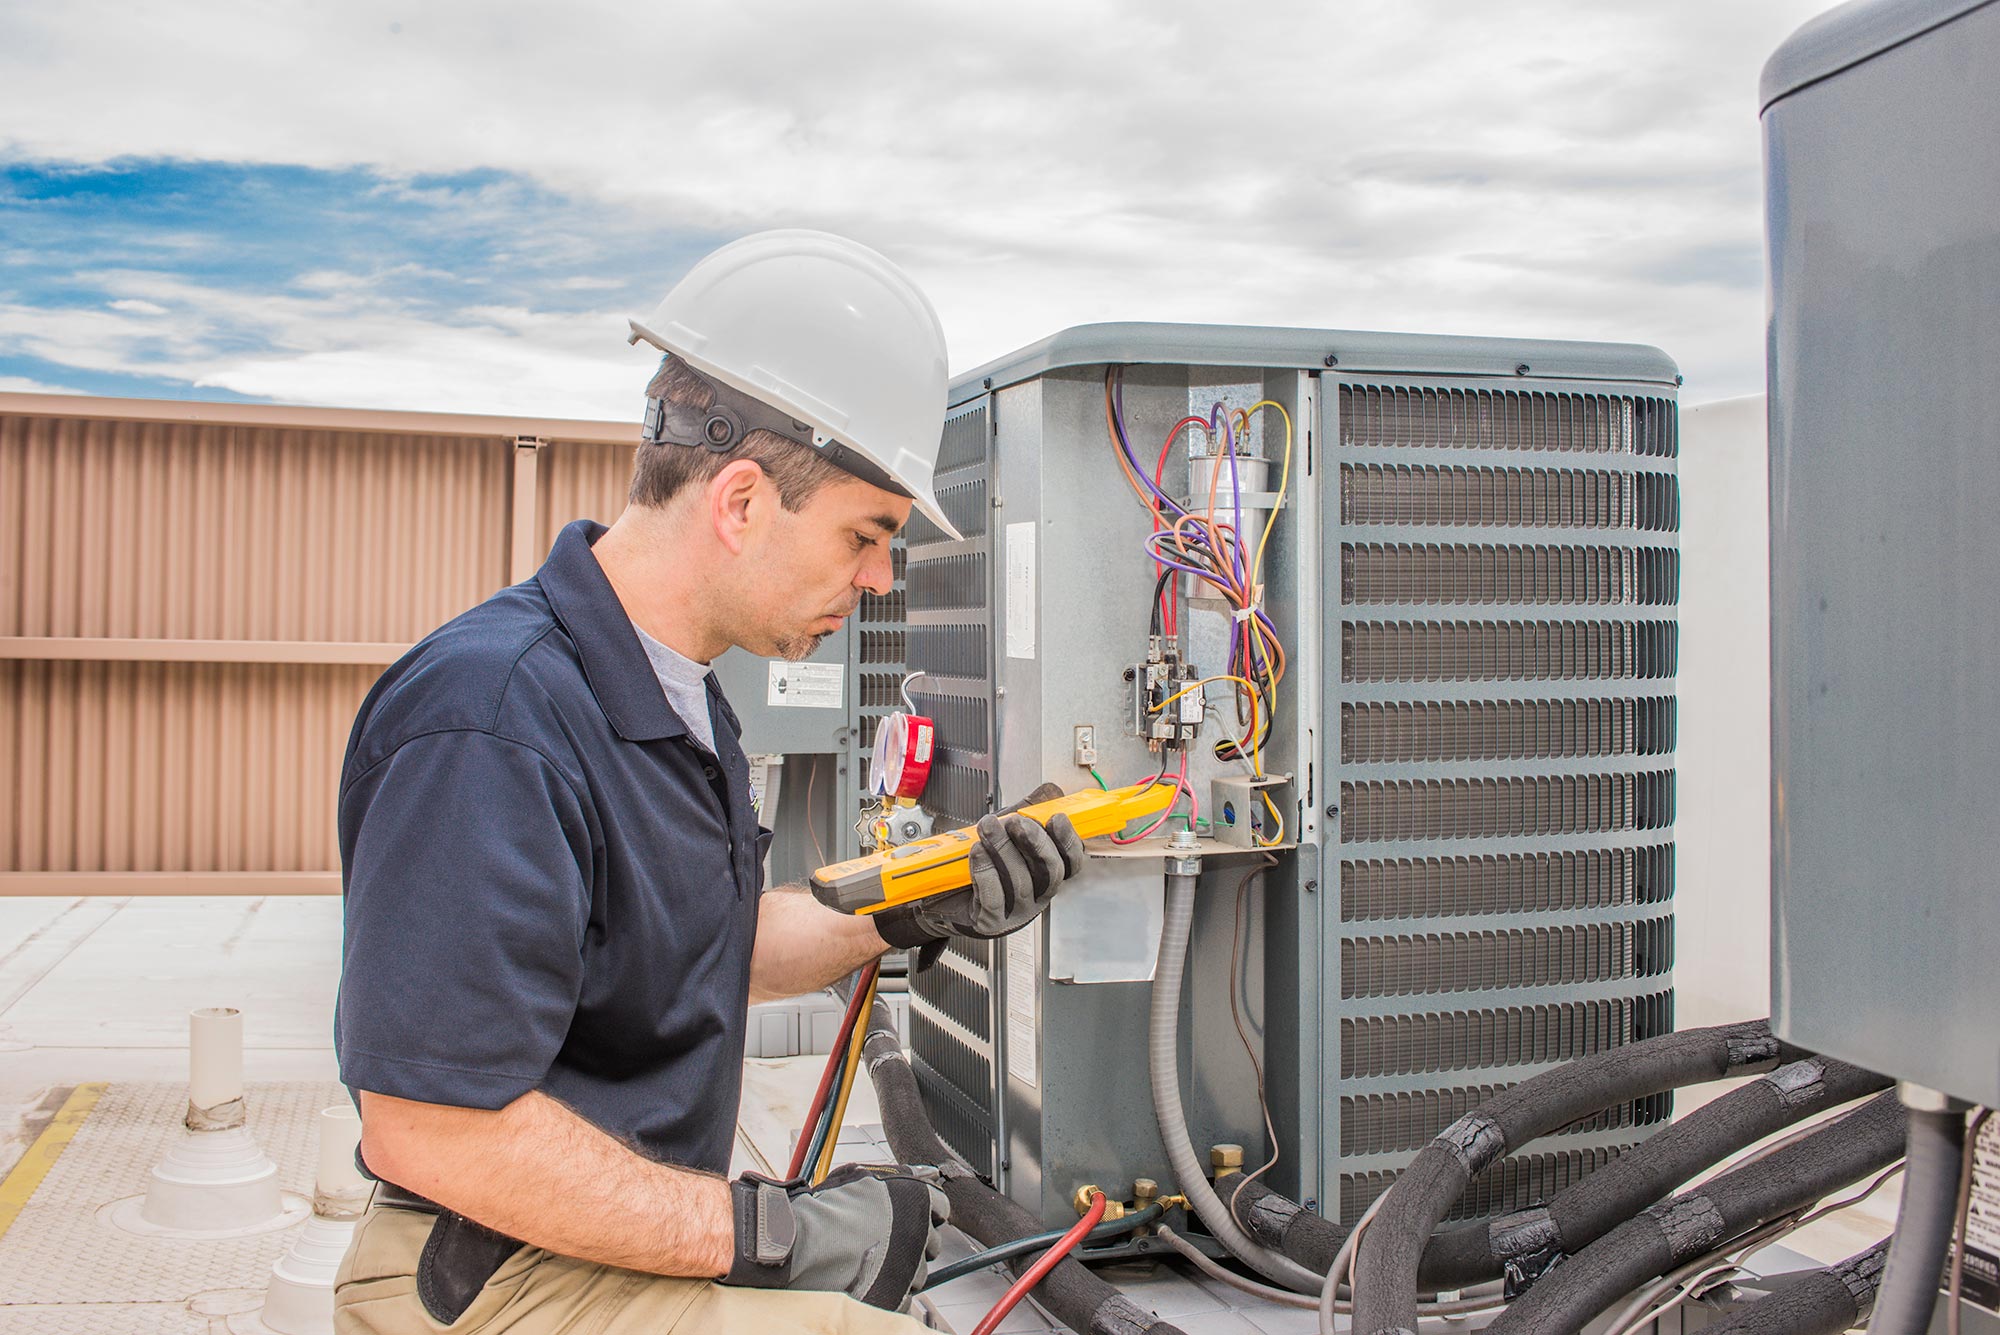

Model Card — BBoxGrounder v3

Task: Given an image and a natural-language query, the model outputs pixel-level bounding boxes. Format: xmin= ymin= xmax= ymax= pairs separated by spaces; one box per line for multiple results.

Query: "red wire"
xmin=971 ymin=1191 xmax=1108 ymax=1335
xmin=785 ymin=963 xmax=876 ymax=1180
xmin=1151 ymin=417 xmax=1210 ymax=639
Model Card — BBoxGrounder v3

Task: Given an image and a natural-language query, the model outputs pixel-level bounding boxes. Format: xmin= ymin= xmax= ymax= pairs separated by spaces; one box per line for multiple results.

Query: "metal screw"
xmin=983 ymin=377 xmax=993 ymax=390
xmin=1323 ymin=353 xmax=1339 ymax=368
xmin=1304 ymin=879 xmax=1318 ymax=894
xmin=1515 ymin=363 xmax=1531 ymax=377
xmin=1325 ymin=804 xmax=1339 ymax=817
xmin=992 ymin=495 xmax=1004 ymax=508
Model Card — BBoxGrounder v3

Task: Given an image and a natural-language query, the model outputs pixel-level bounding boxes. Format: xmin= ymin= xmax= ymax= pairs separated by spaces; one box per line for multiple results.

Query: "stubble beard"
xmin=774 ymin=630 xmax=829 ymax=661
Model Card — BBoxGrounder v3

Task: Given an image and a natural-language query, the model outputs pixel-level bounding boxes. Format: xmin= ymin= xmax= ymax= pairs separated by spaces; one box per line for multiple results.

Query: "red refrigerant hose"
xmin=971 ymin=1190 xmax=1109 ymax=1335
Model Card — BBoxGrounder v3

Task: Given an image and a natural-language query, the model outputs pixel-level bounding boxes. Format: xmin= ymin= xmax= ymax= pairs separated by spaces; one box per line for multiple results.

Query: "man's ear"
xmin=708 ymin=459 xmax=765 ymax=556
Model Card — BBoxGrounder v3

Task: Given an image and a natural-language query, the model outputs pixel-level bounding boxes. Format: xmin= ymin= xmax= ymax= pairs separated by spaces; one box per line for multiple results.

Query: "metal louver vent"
xmin=907 ymin=552 xmax=988 ymax=612
xmin=1341 ymin=845 xmax=1676 ymax=922
xmin=1340 ymin=771 xmax=1676 ymax=843
xmin=1341 ymin=698 xmax=1676 ymax=763
xmin=905 ymin=400 xmax=1002 ymax=1179
xmin=1339 ymin=385 xmax=1675 ymax=457
xmin=908 ymin=938 xmax=997 ymax=1179
xmin=1344 ymin=620 xmax=1677 ymax=682
xmin=1343 ymin=543 xmax=1680 ymax=606
xmin=1340 ymin=992 xmax=1676 ymax=1078
xmin=1329 ymin=371 xmax=1678 ymax=1223
xmin=853 ymin=539 xmax=907 ymax=775
xmin=1342 ymin=464 xmax=1680 ymax=530
xmin=1341 ymin=917 xmax=1675 ymax=999
xmin=910 ymin=690 xmax=990 ymax=757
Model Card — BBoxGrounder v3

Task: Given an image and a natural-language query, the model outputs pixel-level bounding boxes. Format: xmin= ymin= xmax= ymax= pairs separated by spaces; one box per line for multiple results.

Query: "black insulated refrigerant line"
xmin=1229 ymin=1054 xmax=1889 ymax=1288
xmin=1866 ymin=1101 xmax=1969 ymax=1335
xmin=1349 ymin=1019 xmax=1805 ymax=1335
xmin=1481 ymin=1090 xmax=1907 ymax=1335
xmin=859 ymin=1000 xmax=1192 ymax=1335
xmin=1425 ymin=1054 xmax=1890 ymax=1289
xmin=1697 ymin=1241 xmax=1890 ymax=1335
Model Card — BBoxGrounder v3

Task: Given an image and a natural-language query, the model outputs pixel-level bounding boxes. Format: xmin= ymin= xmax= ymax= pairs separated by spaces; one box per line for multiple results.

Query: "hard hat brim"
xmin=629 ymin=316 xmax=964 ymax=543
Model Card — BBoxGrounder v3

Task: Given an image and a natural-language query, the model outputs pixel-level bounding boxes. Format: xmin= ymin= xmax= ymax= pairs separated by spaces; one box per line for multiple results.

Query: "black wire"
xmin=1150 ymin=567 xmax=1175 ymax=638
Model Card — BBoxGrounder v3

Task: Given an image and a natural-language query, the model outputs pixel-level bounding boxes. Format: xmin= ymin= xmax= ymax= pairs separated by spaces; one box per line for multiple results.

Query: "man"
xmin=332 ymin=231 xmax=1086 ymax=1334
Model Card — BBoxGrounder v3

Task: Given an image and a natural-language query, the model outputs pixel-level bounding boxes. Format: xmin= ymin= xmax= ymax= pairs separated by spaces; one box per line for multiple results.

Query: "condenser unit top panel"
xmin=948 ymin=322 xmax=1679 ymax=407
xmin=1762 ymin=0 xmax=1997 ymax=109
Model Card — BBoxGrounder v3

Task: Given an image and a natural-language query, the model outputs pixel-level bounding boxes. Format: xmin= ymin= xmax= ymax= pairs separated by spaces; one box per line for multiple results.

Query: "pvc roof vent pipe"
xmin=261 ymin=1104 xmax=366 ymax=1335
xmin=138 ymin=1007 xmax=283 ymax=1232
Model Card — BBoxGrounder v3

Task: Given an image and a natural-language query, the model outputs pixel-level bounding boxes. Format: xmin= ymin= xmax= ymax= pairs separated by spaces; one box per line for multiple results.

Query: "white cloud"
xmin=107 ymin=298 xmax=167 ymax=315
xmin=0 ymin=373 xmax=87 ymax=395
xmin=0 ymin=0 xmax=1841 ymax=406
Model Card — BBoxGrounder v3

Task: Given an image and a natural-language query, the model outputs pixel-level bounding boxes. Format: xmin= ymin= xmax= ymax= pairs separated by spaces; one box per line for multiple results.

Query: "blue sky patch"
xmin=0 ymin=159 xmax=726 ymax=408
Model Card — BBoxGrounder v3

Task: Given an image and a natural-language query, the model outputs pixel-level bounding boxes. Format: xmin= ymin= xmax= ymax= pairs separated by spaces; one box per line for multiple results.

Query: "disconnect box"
xmin=897 ymin=323 xmax=1681 ymax=1226
xmin=1763 ymin=0 xmax=2000 ymax=1107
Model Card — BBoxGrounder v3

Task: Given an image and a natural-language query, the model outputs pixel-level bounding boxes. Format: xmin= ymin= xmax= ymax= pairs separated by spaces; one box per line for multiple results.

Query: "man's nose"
xmin=857 ymin=542 xmax=895 ymax=597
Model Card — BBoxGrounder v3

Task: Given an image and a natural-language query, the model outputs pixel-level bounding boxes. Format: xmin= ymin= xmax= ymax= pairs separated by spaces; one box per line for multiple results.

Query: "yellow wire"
xmin=1149 ymin=674 xmax=1260 ymax=715
xmin=1256 ymin=792 xmax=1286 ymax=846
xmin=813 ymin=970 xmax=878 ymax=1184
xmin=1238 ymin=399 xmax=1294 ymax=600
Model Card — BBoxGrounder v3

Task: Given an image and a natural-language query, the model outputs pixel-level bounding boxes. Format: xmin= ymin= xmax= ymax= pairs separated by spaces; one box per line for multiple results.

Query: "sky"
xmin=0 ymin=1 xmax=1839 ymax=419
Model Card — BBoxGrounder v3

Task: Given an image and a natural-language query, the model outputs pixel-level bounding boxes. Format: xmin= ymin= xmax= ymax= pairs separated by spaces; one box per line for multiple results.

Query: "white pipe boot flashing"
xmin=260 ymin=1104 xmax=367 ymax=1335
xmin=140 ymin=1007 xmax=283 ymax=1231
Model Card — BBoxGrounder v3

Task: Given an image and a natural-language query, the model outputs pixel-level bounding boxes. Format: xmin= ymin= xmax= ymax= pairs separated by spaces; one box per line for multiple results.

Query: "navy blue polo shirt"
xmin=335 ymin=519 xmax=768 ymax=1174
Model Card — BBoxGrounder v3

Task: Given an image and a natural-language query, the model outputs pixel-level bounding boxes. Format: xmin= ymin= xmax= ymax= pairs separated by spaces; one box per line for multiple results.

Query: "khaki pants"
xmin=334 ymin=1202 xmax=929 ymax=1335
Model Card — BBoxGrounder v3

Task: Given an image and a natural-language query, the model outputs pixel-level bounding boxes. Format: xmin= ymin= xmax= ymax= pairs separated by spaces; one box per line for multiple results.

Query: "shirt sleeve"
xmin=336 ymin=729 xmax=595 ymax=1110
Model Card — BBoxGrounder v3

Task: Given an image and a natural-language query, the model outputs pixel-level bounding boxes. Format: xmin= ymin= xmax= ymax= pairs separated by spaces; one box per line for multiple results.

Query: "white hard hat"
xmin=628 ymin=230 xmax=962 ymax=542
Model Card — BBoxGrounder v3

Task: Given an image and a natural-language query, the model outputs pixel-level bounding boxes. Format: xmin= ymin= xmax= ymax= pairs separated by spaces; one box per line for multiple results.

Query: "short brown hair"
xmin=628 ymin=357 xmax=852 ymax=511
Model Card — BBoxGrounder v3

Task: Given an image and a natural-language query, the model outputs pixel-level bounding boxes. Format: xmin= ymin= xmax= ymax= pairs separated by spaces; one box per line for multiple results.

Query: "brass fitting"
xmin=1071 ymin=1184 xmax=1124 ymax=1221
xmin=1210 ymin=1143 xmax=1245 ymax=1179
xmin=1131 ymin=1178 xmax=1160 ymax=1236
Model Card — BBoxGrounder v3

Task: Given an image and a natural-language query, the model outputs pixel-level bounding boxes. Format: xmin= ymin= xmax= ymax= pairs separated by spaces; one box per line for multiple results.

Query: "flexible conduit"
xmin=1151 ymin=862 xmax=1324 ymax=1293
xmin=1866 ymin=1100 xmax=1967 ymax=1335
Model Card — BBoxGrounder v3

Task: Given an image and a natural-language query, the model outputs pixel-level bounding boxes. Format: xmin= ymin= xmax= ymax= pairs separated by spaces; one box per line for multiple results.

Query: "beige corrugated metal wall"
xmin=0 ymin=394 xmax=639 ymax=895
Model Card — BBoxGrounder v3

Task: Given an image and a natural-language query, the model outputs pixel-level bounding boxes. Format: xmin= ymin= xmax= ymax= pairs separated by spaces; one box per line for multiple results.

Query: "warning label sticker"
xmin=1961 ymin=1115 xmax=2000 ymax=1314
xmin=766 ymin=661 xmax=844 ymax=709
xmin=1005 ymin=929 xmax=1039 ymax=1090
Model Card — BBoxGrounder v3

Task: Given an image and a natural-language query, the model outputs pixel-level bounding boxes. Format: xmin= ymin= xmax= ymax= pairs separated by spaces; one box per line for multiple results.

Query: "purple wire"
xmin=1218 ymin=406 xmax=1248 ymax=587
xmin=1109 ymin=370 xmax=1188 ymax=520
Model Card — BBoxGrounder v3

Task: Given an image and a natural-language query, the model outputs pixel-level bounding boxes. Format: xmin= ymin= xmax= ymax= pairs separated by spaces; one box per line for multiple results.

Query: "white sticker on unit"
xmin=1962 ymin=1115 xmax=2000 ymax=1314
xmin=1005 ymin=928 xmax=1039 ymax=1089
xmin=766 ymin=661 xmax=844 ymax=709
xmin=1005 ymin=520 xmax=1037 ymax=661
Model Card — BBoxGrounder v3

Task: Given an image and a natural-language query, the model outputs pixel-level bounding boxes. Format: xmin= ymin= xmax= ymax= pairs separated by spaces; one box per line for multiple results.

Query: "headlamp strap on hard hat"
xmin=642 ymin=355 xmax=914 ymax=501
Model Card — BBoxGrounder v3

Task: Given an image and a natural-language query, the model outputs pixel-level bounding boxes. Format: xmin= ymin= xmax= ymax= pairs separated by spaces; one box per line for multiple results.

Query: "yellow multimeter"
xmin=810 ymin=782 xmax=1175 ymax=915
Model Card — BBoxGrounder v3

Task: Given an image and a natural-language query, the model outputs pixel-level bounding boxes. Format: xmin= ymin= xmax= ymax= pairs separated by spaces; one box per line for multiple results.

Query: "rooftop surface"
xmin=0 ymin=896 xmax=1895 ymax=1333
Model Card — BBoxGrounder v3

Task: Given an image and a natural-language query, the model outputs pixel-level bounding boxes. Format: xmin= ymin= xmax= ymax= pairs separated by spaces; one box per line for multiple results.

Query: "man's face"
xmin=737 ymin=474 xmax=910 ymax=661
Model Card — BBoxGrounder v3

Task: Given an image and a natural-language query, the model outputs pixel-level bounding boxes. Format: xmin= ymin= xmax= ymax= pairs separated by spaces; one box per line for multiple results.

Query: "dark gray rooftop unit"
xmin=1765 ymin=0 xmax=2000 ymax=1106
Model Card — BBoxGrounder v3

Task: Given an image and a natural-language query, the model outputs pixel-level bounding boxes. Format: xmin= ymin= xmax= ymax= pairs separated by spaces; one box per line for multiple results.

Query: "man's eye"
xmin=852 ymin=532 xmax=878 ymax=551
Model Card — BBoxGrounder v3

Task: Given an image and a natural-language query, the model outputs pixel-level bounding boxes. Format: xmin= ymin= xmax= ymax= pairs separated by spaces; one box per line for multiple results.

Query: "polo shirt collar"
xmin=536 ymin=519 xmax=689 ymax=743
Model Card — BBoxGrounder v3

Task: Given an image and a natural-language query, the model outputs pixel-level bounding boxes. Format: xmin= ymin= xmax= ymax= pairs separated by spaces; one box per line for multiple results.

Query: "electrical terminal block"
xmin=1073 ymin=724 xmax=1098 ymax=768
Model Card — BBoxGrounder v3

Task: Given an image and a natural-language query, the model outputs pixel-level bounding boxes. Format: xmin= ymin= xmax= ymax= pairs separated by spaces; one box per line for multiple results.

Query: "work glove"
xmin=872 ymin=783 xmax=1087 ymax=950
xmin=722 ymin=1164 xmax=950 ymax=1310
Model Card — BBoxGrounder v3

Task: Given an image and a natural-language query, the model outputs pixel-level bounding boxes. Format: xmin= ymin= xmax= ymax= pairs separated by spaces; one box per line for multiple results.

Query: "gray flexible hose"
xmin=1866 ymin=1100 xmax=1967 ymax=1335
xmin=1151 ymin=864 xmax=1324 ymax=1293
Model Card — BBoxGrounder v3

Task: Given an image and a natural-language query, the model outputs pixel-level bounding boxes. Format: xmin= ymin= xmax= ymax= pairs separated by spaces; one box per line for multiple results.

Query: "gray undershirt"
xmin=630 ymin=620 xmax=716 ymax=756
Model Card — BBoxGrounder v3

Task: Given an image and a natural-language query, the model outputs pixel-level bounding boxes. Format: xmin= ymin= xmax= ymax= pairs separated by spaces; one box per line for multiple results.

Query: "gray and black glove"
xmin=873 ymin=783 xmax=1087 ymax=950
xmin=723 ymin=1164 xmax=949 ymax=1310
